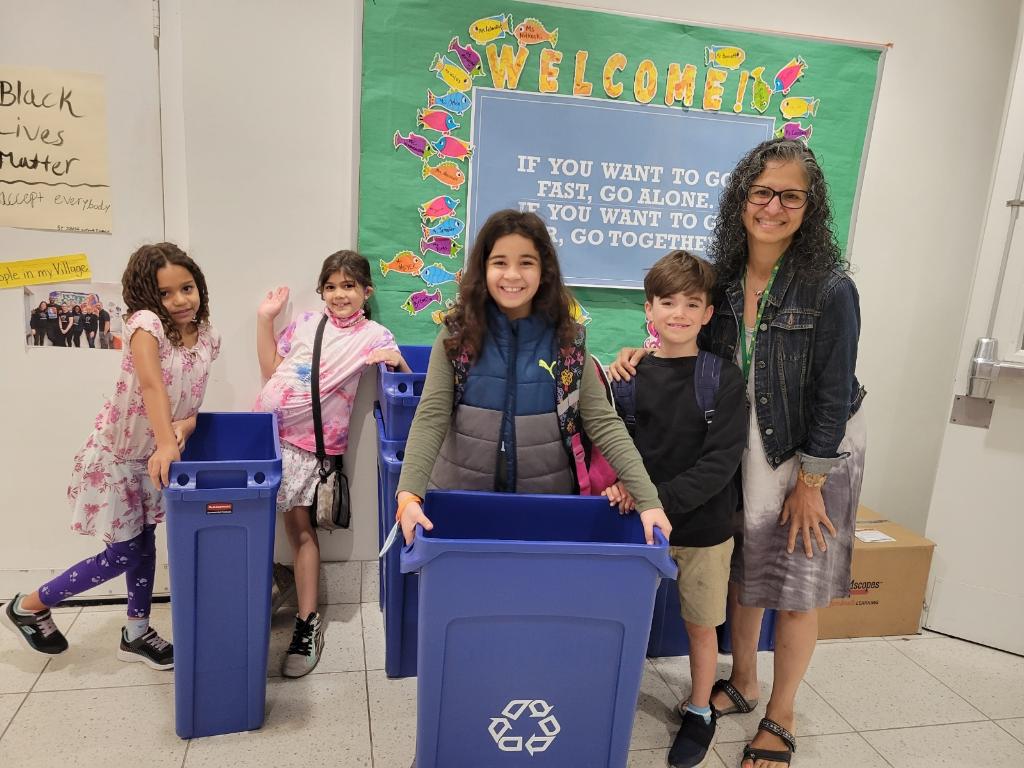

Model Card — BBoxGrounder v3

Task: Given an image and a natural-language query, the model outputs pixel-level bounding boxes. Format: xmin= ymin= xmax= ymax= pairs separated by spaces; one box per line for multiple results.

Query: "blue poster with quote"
xmin=468 ymin=88 xmax=773 ymax=288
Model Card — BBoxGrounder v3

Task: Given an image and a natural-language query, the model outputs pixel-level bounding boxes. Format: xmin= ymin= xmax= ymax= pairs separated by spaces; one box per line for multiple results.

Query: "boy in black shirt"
xmin=607 ymin=251 xmax=745 ymax=768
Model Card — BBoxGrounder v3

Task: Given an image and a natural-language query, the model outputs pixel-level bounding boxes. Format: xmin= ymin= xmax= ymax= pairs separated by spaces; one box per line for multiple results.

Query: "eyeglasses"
xmin=746 ymin=185 xmax=809 ymax=210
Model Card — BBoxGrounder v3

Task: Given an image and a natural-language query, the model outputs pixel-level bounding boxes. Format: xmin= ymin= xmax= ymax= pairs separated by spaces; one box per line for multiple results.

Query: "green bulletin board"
xmin=358 ymin=0 xmax=883 ymax=360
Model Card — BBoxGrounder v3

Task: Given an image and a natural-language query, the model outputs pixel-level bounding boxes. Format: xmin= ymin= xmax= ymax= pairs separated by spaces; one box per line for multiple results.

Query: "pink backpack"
xmin=569 ymin=356 xmax=619 ymax=495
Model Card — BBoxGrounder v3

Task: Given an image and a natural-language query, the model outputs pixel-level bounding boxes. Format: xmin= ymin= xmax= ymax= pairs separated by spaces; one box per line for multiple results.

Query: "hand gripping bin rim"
xmin=164 ymin=412 xmax=282 ymax=739
xmin=400 ymin=491 xmax=678 ymax=768
xmin=377 ymin=344 xmax=431 ymax=440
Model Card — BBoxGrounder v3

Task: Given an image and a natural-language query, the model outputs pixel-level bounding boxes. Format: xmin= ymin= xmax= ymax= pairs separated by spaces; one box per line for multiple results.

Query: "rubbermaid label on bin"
xmin=488 ymin=699 xmax=560 ymax=755
xmin=206 ymin=502 xmax=233 ymax=514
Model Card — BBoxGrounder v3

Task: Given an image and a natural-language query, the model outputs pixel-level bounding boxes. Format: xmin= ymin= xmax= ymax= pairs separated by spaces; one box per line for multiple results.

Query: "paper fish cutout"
xmin=750 ymin=67 xmax=773 ymax=114
xmin=780 ymin=96 xmax=818 ymax=120
xmin=426 ymin=89 xmax=471 ymax=116
xmin=643 ymin=319 xmax=661 ymax=350
xmin=430 ymin=53 xmax=472 ymax=93
xmin=393 ymin=130 xmax=434 ymax=159
xmin=568 ymin=297 xmax=592 ymax=326
xmin=431 ymin=135 xmax=473 ymax=161
xmin=430 ymin=299 xmax=456 ymax=325
xmin=402 ymin=288 xmax=443 ymax=315
xmin=422 ymin=216 xmax=465 ymax=240
xmin=774 ymin=57 xmax=807 ymax=94
xmin=420 ymin=236 xmax=463 ymax=258
xmin=420 ymin=262 xmax=463 ymax=288
xmin=449 ymin=37 xmax=483 ymax=76
xmin=513 ymin=17 xmax=558 ymax=47
xmin=380 ymin=251 xmax=424 ymax=277
xmin=417 ymin=108 xmax=459 ymax=134
xmin=422 ymin=161 xmax=466 ymax=190
xmin=775 ymin=121 xmax=813 ymax=142
xmin=419 ymin=195 xmax=460 ymax=222
xmin=469 ymin=13 xmax=512 ymax=45
xmin=704 ymin=46 xmax=746 ymax=70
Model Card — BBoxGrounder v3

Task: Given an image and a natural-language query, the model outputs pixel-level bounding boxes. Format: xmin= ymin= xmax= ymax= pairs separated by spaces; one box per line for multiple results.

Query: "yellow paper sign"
xmin=0 ymin=253 xmax=91 ymax=288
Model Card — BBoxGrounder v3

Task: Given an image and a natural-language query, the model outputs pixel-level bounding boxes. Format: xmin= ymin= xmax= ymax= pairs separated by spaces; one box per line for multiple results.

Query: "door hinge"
xmin=1006 ymin=199 xmax=1024 ymax=207
xmin=152 ymin=0 xmax=161 ymax=42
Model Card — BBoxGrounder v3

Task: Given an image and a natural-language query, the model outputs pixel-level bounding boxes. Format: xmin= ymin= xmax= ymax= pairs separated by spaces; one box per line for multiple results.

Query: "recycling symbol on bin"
xmin=488 ymin=699 xmax=561 ymax=755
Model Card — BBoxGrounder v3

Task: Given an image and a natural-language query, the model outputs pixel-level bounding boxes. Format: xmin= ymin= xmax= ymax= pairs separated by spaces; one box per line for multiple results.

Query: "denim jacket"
xmin=699 ymin=258 xmax=866 ymax=474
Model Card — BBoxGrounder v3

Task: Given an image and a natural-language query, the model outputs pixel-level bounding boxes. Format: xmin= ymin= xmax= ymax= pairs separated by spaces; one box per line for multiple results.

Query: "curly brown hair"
xmin=444 ymin=209 xmax=578 ymax=361
xmin=708 ymin=138 xmax=847 ymax=286
xmin=121 ymin=242 xmax=210 ymax=346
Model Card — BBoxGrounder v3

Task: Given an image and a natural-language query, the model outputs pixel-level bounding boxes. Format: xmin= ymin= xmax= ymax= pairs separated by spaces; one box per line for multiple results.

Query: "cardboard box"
xmin=817 ymin=506 xmax=936 ymax=640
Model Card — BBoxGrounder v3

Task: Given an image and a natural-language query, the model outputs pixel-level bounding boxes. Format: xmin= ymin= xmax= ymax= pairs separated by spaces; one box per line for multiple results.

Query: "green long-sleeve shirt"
xmin=397 ymin=329 xmax=661 ymax=511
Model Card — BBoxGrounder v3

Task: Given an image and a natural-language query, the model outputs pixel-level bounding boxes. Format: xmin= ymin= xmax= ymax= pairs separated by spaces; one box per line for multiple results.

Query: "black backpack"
xmin=611 ymin=350 xmax=724 ymax=437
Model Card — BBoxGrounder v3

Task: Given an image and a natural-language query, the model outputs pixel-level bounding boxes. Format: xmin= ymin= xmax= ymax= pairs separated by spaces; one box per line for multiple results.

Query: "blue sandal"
xmin=742 ymin=717 xmax=795 ymax=766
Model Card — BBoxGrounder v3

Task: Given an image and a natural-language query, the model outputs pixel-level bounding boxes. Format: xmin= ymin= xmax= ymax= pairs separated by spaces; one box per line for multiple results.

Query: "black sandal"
xmin=677 ymin=678 xmax=759 ymax=719
xmin=742 ymin=717 xmax=796 ymax=766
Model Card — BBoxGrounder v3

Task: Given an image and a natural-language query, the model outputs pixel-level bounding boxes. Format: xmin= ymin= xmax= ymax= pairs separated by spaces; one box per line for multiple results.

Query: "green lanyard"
xmin=740 ymin=261 xmax=781 ymax=381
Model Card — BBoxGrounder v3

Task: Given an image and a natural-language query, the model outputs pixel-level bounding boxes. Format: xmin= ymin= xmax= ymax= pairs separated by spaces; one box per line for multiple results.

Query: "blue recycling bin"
xmin=164 ymin=412 xmax=282 ymax=739
xmin=402 ymin=491 xmax=677 ymax=768
xmin=376 ymin=344 xmax=431 ymax=441
xmin=646 ymin=579 xmax=693 ymax=657
xmin=374 ymin=404 xmax=418 ymax=678
xmin=647 ymin=576 xmax=777 ymax=657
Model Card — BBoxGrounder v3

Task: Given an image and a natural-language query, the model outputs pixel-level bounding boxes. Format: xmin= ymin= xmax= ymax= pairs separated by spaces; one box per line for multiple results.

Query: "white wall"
xmin=175 ymin=0 xmax=375 ymax=563
xmin=2 ymin=0 xmax=1020 ymax=591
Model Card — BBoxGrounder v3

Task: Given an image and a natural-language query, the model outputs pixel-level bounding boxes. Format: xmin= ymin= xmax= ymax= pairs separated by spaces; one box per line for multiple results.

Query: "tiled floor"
xmin=2 ymin=560 xmax=1023 ymax=768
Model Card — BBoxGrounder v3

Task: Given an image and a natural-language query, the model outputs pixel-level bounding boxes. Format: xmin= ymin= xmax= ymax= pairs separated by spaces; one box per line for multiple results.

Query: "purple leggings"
xmin=38 ymin=525 xmax=156 ymax=618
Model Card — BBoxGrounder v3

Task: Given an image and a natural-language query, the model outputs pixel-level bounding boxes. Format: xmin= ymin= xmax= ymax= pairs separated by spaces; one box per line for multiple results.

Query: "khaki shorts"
xmin=669 ymin=537 xmax=734 ymax=628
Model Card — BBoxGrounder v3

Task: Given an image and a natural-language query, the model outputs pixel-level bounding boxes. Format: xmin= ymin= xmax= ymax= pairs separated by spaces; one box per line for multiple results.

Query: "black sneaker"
xmin=668 ymin=709 xmax=718 ymax=768
xmin=117 ymin=626 xmax=174 ymax=670
xmin=1 ymin=593 xmax=69 ymax=655
xmin=281 ymin=611 xmax=324 ymax=678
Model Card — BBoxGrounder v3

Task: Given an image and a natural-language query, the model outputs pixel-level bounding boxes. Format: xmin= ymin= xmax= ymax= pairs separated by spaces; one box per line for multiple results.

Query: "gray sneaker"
xmin=281 ymin=612 xmax=324 ymax=679
xmin=271 ymin=563 xmax=296 ymax=614
xmin=2 ymin=594 xmax=68 ymax=655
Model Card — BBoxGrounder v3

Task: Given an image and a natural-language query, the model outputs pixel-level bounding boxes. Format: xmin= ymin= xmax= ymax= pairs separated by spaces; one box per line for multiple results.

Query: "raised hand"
xmin=257 ymin=286 xmax=290 ymax=320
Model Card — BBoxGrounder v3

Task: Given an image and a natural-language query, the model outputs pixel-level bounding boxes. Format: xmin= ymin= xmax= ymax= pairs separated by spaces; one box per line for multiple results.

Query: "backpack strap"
xmin=694 ymin=350 xmax=723 ymax=425
xmin=310 ymin=313 xmax=332 ymax=479
xmin=610 ymin=375 xmax=638 ymax=438
xmin=450 ymin=343 xmax=471 ymax=407
xmin=553 ymin=325 xmax=587 ymax=440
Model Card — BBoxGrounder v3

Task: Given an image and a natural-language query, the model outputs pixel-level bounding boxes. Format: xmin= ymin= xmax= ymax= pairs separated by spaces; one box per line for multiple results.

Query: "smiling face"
xmin=157 ymin=263 xmax=201 ymax=332
xmin=321 ymin=269 xmax=371 ymax=320
xmin=645 ymin=290 xmax=714 ymax=357
xmin=485 ymin=233 xmax=542 ymax=321
xmin=741 ymin=159 xmax=809 ymax=253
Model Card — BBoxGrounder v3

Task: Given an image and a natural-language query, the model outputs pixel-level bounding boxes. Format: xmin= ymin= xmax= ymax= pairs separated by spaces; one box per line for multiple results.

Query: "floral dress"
xmin=67 ymin=310 xmax=221 ymax=543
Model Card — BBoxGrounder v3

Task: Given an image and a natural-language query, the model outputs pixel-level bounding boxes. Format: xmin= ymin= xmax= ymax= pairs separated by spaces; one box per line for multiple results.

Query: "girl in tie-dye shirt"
xmin=254 ymin=250 xmax=409 ymax=678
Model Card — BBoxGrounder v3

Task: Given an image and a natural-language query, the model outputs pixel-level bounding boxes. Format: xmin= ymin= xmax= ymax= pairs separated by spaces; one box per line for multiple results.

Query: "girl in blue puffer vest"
xmin=395 ymin=209 xmax=670 ymax=545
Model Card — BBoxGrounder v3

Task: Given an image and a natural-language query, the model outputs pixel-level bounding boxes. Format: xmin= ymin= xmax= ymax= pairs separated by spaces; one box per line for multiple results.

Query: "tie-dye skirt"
xmin=732 ymin=398 xmax=867 ymax=613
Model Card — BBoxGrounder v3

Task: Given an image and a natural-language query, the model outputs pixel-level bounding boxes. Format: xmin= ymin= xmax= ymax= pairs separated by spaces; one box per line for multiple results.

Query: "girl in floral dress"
xmin=254 ymin=250 xmax=408 ymax=678
xmin=2 ymin=243 xmax=220 ymax=670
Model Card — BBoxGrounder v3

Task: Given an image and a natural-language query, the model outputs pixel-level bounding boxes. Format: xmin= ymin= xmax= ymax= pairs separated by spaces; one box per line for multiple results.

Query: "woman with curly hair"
xmin=613 ymin=139 xmax=866 ymax=768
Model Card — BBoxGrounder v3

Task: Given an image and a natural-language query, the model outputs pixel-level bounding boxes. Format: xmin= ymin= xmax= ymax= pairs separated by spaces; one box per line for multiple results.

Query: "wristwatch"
xmin=797 ymin=466 xmax=827 ymax=489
